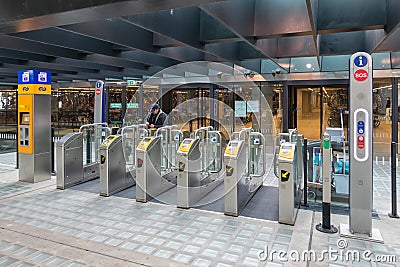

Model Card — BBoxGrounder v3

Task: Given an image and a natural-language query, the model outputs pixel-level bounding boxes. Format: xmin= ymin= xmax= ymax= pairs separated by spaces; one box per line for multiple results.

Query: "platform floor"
xmin=0 ymin=152 xmax=400 ymax=266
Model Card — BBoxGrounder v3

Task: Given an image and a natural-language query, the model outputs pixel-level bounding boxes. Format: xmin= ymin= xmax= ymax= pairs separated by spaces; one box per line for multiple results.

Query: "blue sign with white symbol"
xmin=357 ymin=121 xmax=365 ymax=134
xmin=18 ymin=70 xmax=51 ymax=84
xmin=95 ymin=80 xmax=104 ymax=89
xmin=354 ymin=55 xmax=368 ymax=68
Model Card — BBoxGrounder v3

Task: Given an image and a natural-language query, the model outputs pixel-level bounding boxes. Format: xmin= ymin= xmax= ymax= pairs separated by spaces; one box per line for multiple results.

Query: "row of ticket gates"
xmin=56 ymin=123 xmax=304 ymax=225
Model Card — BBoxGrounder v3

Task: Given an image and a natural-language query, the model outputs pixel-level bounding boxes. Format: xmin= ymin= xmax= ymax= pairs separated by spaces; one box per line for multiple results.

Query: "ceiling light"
xmin=306 ymin=63 xmax=312 ymax=69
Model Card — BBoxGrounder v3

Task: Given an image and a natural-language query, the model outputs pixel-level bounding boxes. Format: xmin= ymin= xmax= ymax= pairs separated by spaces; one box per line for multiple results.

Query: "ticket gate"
xmin=177 ymin=130 xmax=225 ymax=208
xmin=273 ymin=130 xmax=303 ymax=225
xmin=99 ymin=135 xmax=136 ymax=196
xmin=136 ymin=126 xmax=183 ymax=202
xmin=57 ymin=123 xmax=111 ymax=189
xmin=224 ymin=128 xmax=266 ymax=216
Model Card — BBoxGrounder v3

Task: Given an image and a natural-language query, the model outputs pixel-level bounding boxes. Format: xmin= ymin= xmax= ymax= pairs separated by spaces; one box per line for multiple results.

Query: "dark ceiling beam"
xmin=199 ymin=10 xmax=241 ymax=43
xmin=61 ymin=19 xmax=157 ymax=54
xmin=121 ymin=50 xmax=180 ymax=68
xmin=375 ymin=29 xmax=400 ymax=52
xmin=121 ymin=7 xmax=238 ymax=63
xmin=0 ymin=47 xmax=125 ymax=74
xmin=153 ymin=34 xmax=183 ymax=48
xmin=0 ymin=56 xmax=100 ymax=74
xmin=199 ymin=1 xmax=288 ymax=72
xmin=319 ymin=31 xmax=366 ymax=56
xmin=9 ymin=27 xmax=174 ymax=68
xmin=0 ymin=34 xmax=150 ymax=71
xmin=84 ymin=54 xmax=148 ymax=70
xmin=0 ymin=63 xmax=78 ymax=76
xmin=0 ymin=34 xmax=83 ymax=60
xmin=60 ymin=19 xmax=202 ymax=64
xmin=0 ymin=47 xmax=151 ymax=79
xmin=368 ymin=0 xmax=400 ymax=53
xmin=0 ymin=0 xmax=227 ymax=34
xmin=10 ymin=27 xmax=119 ymax=57
xmin=316 ymin=0 xmax=386 ymax=34
xmin=51 ymin=58 xmax=123 ymax=73
xmin=159 ymin=46 xmax=205 ymax=62
xmin=0 ymin=48 xmax=52 ymax=62
xmin=123 ymin=7 xmax=202 ymax=50
xmin=305 ymin=0 xmax=320 ymax=69
xmin=254 ymin=0 xmax=312 ymax=38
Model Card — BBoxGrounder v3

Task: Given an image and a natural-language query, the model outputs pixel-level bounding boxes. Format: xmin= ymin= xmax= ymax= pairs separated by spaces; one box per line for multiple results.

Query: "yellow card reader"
xmin=178 ymin=139 xmax=196 ymax=153
xmin=137 ymin=137 xmax=155 ymax=151
xmin=225 ymin=140 xmax=243 ymax=156
xmin=101 ymin=135 xmax=119 ymax=147
xmin=279 ymin=143 xmax=296 ymax=160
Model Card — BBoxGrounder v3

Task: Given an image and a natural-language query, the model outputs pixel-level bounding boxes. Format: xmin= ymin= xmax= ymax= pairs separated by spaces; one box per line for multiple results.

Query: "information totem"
xmin=18 ymin=70 xmax=51 ymax=183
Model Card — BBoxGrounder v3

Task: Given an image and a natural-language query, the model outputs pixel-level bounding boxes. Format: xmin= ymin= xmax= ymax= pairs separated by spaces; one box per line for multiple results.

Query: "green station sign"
xmin=110 ymin=103 xmax=122 ymax=109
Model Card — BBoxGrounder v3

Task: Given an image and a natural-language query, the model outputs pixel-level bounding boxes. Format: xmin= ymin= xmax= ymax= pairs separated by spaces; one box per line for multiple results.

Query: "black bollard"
xmin=388 ymin=142 xmax=399 ymax=218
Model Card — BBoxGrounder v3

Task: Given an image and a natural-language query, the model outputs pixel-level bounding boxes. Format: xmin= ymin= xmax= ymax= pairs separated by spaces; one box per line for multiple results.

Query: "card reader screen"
xmin=183 ymin=140 xmax=192 ymax=144
xmin=229 ymin=142 xmax=238 ymax=147
xmin=282 ymin=145 xmax=292 ymax=150
xmin=143 ymin=137 xmax=151 ymax=142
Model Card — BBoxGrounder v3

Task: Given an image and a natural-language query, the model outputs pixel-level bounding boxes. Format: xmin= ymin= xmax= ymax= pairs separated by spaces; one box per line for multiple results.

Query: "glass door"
xmin=295 ymin=87 xmax=321 ymax=141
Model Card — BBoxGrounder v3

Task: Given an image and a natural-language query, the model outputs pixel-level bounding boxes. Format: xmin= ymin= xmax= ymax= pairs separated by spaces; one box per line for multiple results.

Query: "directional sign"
xmin=127 ymin=80 xmax=136 ymax=86
xmin=281 ymin=170 xmax=290 ymax=182
xmin=127 ymin=103 xmax=139 ymax=108
xmin=354 ymin=55 xmax=368 ymax=68
xmin=110 ymin=103 xmax=122 ymax=109
xmin=226 ymin=165 xmax=234 ymax=176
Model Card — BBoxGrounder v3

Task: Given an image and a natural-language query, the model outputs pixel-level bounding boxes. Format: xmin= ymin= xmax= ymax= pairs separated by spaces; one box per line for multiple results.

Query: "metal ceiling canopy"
xmin=0 ymin=0 xmax=399 ymax=82
xmin=0 ymin=0 xmax=227 ymax=34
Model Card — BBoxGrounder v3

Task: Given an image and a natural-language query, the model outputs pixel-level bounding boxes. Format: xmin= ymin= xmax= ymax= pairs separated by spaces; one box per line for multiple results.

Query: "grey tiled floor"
xmin=0 ymin=151 xmax=399 ymax=266
xmin=0 ymin=189 xmax=288 ymax=266
xmin=0 ymin=239 xmax=88 ymax=267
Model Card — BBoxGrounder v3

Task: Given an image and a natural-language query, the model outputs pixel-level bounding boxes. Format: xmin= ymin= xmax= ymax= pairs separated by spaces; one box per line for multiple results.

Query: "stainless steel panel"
xmin=349 ymin=52 xmax=373 ymax=235
xmin=83 ymin=162 xmax=99 ymax=182
xmin=177 ymin=139 xmax=201 ymax=208
xmin=100 ymin=136 xmax=134 ymax=196
xmin=19 ymin=153 xmax=34 ymax=183
xmin=33 ymin=152 xmax=51 ymax=182
xmin=136 ymin=138 xmax=162 ymax=202
xmin=33 ymin=95 xmax=51 ymax=154
xmin=224 ymin=142 xmax=247 ymax=216
xmin=19 ymin=153 xmax=51 ymax=183
xmin=56 ymin=132 xmax=84 ymax=189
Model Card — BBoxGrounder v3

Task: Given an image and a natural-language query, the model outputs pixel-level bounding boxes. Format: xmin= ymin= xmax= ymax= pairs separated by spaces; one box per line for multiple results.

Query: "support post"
xmin=316 ymin=133 xmax=338 ymax=233
xmin=282 ymin=82 xmax=289 ymax=133
xmin=303 ymin=138 xmax=308 ymax=206
xmin=389 ymin=77 xmax=399 ymax=218
xmin=15 ymin=88 xmax=19 ymax=169
xmin=51 ymin=127 xmax=55 ymax=175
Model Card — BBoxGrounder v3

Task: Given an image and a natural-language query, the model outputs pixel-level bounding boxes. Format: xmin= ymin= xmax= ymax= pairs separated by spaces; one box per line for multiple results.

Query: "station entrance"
xmin=288 ymin=84 xmax=349 ymax=141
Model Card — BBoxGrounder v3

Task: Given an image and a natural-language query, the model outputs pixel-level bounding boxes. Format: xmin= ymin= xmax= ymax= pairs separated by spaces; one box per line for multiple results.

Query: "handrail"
xmin=289 ymin=128 xmax=298 ymax=143
xmin=239 ymin=127 xmax=253 ymax=141
xmin=194 ymin=126 xmax=213 ymax=139
xmin=231 ymin=132 xmax=239 ymax=141
xmin=79 ymin=123 xmax=111 ymax=133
